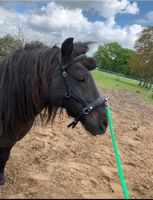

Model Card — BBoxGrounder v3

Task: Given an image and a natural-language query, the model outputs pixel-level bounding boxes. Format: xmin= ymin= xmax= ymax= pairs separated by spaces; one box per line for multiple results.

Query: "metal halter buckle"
xmin=65 ymin=93 xmax=70 ymax=98
xmin=62 ymin=71 xmax=67 ymax=78
xmin=83 ymin=106 xmax=92 ymax=115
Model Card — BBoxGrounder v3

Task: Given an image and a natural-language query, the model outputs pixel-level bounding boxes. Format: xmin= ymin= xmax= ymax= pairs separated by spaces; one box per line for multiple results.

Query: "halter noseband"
xmin=59 ymin=54 xmax=106 ymax=128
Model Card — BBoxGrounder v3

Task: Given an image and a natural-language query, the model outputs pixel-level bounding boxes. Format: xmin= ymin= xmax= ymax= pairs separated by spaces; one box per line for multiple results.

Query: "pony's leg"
xmin=0 ymin=146 xmax=13 ymax=186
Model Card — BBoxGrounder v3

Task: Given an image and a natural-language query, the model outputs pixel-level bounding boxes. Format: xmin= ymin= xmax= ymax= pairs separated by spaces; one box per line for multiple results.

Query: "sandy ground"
xmin=0 ymin=88 xmax=153 ymax=199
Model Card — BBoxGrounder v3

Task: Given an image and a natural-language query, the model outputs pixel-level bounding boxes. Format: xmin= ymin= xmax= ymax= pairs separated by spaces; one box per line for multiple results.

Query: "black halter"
xmin=59 ymin=54 xmax=106 ymax=128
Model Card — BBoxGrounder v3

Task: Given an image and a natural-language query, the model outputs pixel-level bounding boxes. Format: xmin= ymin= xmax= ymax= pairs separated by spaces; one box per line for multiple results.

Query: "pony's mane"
xmin=0 ymin=41 xmax=91 ymax=133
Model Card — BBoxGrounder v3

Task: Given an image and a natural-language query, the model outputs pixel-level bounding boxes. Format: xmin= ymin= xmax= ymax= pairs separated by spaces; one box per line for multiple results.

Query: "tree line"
xmin=0 ymin=34 xmax=44 ymax=62
xmin=94 ymin=26 xmax=153 ymax=88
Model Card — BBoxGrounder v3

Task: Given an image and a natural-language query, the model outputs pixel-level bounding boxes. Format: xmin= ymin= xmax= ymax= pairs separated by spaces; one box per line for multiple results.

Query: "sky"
xmin=0 ymin=0 xmax=153 ymax=54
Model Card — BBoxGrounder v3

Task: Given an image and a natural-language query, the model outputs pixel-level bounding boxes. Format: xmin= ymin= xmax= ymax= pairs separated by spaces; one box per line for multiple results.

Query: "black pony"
xmin=0 ymin=38 xmax=108 ymax=185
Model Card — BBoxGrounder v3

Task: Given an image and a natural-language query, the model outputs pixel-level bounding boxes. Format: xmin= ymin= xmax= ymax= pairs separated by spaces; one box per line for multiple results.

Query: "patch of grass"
xmin=92 ymin=70 xmax=153 ymax=103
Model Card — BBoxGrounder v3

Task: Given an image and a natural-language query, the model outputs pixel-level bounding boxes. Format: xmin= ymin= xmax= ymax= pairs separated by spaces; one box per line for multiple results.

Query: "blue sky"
xmin=11 ymin=2 xmax=45 ymax=13
xmin=0 ymin=1 xmax=152 ymax=52
xmin=116 ymin=1 xmax=153 ymax=26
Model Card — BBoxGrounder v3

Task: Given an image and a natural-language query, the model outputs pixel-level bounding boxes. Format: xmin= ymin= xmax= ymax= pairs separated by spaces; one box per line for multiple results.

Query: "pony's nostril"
xmin=99 ymin=120 xmax=108 ymax=133
xmin=100 ymin=124 xmax=103 ymax=131
xmin=103 ymin=120 xmax=108 ymax=127
xmin=100 ymin=124 xmax=105 ymax=132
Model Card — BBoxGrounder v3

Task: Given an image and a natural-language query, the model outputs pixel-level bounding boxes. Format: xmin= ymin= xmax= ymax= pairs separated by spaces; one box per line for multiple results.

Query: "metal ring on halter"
xmin=83 ymin=107 xmax=90 ymax=115
xmin=65 ymin=93 xmax=70 ymax=98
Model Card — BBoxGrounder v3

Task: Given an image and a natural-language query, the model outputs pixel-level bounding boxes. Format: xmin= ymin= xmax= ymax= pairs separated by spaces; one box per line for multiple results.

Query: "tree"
xmin=134 ymin=26 xmax=153 ymax=87
xmin=94 ymin=44 xmax=113 ymax=69
xmin=14 ymin=24 xmax=26 ymax=47
xmin=128 ymin=53 xmax=144 ymax=85
xmin=0 ymin=34 xmax=22 ymax=56
xmin=94 ymin=42 xmax=135 ymax=75
xmin=24 ymin=40 xmax=46 ymax=50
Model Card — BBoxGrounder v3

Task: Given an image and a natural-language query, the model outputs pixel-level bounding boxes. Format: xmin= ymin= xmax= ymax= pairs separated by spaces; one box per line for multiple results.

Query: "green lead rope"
xmin=105 ymin=105 xmax=129 ymax=199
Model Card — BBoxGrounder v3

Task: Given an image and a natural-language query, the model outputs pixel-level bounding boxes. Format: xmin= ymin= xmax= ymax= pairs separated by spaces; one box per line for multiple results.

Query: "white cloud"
xmin=29 ymin=3 xmax=91 ymax=33
xmin=97 ymin=0 xmax=139 ymax=17
xmin=137 ymin=10 xmax=153 ymax=24
xmin=56 ymin=0 xmax=139 ymax=29
xmin=122 ymin=2 xmax=139 ymax=15
xmin=56 ymin=0 xmax=139 ymax=17
xmin=0 ymin=1 xmax=142 ymax=55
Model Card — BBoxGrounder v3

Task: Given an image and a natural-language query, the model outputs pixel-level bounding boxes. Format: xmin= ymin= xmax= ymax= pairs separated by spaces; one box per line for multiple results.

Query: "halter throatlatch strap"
xmin=67 ymin=116 xmax=81 ymax=128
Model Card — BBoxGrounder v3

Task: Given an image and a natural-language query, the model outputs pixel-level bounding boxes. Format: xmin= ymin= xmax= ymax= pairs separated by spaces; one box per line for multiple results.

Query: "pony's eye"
xmin=75 ymin=76 xmax=86 ymax=83
xmin=80 ymin=77 xmax=86 ymax=82
xmin=77 ymin=76 xmax=87 ymax=83
xmin=74 ymin=72 xmax=88 ymax=83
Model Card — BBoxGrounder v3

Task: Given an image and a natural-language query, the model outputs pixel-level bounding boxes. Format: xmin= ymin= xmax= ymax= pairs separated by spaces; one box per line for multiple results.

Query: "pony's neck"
xmin=28 ymin=47 xmax=60 ymax=121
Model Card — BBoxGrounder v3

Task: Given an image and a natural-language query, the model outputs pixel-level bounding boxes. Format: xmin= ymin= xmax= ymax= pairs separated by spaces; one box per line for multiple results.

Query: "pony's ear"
xmin=82 ymin=57 xmax=97 ymax=71
xmin=61 ymin=38 xmax=74 ymax=62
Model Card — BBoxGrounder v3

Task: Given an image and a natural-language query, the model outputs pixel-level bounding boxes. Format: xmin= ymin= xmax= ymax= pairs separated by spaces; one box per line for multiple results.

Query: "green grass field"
xmin=92 ymin=70 xmax=153 ymax=103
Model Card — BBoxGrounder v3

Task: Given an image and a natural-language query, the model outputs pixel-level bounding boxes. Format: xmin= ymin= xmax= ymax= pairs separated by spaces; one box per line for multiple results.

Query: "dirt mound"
xmin=0 ymin=88 xmax=153 ymax=199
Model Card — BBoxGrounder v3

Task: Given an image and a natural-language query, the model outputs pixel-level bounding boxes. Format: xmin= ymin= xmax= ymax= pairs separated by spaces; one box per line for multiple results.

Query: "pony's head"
xmin=49 ymin=38 xmax=108 ymax=135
